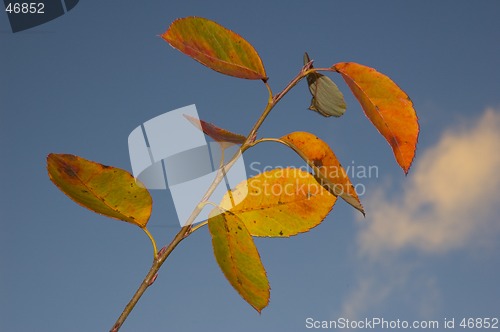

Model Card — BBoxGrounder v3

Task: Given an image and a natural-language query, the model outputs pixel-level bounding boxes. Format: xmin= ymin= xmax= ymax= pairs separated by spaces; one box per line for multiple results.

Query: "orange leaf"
xmin=162 ymin=17 xmax=267 ymax=80
xmin=183 ymin=114 xmax=246 ymax=145
xmin=47 ymin=154 xmax=152 ymax=227
xmin=219 ymin=168 xmax=336 ymax=237
xmin=333 ymin=62 xmax=419 ymax=174
xmin=281 ymin=132 xmax=364 ymax=215
xmin=208 ymin=209 xmax=270 ymax=312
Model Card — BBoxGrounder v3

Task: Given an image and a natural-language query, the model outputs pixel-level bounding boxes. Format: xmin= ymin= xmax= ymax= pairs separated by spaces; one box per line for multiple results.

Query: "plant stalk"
xmin=109 ymin=66 xmax=314 ymax=331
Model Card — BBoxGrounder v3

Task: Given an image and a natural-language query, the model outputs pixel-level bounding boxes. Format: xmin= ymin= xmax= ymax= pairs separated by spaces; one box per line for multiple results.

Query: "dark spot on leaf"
xmin=62 ymin=164 xmax=77 ymax=177
xmin=279 ymin=230 xmax=283 ymax=236
xmin=312 ymin=159 xmax=323 ymax=167
xmin=390 ymin=136 xmax=400 ymax=146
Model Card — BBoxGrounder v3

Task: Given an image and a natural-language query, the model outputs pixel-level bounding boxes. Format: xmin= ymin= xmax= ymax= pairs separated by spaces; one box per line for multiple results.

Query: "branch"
xmin=109 ymin=65 xmax=314 ymax=331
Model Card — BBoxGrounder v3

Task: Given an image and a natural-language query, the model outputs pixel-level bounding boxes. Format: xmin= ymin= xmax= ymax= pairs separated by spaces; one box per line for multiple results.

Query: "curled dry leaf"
xmin=219 ymin=168 xmax=336 ymax=237
xmin=47 ymin=154 xmax=152 ymax=228
xmin=208 ymin=209 xmax=270 ymax=312
xmin=304 ymin=52 xmax=346 ymax=117
xmin=333 ymin=62 xmax=419 ymax=174
xmin=281 ymin=131 xmax=364 ymax=215
xmin=163 ymin=17 xmax=267 ymax=80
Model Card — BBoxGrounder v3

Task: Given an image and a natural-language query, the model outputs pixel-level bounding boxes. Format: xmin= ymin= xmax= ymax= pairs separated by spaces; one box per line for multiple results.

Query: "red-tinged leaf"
xmin=162 ymin=17 xmax=267 ymax=80
xmin=208 ymin=209 xmax=270 ymax=312
xmin=47 ymin=154 xmax=152 ymax=227
xmin=183 ymin=114 xmax=246 ymax=145
xmin=333 ymin=62 xmax=419 ymax=174
xmin=281 ymin=132 xmax=364 ymax=215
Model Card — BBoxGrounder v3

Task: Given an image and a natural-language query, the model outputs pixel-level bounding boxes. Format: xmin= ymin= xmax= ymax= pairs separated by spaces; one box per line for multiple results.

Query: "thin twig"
xmin=109 ymin=66 xmax=315 ymax=331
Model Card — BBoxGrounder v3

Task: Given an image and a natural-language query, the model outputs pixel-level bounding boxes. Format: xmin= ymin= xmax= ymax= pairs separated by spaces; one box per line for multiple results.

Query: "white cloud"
xmin=340 ymin=108 xmax=500 ymax=319
xmin=360 ymin=108 xmax=500 ymax=257
xmin=340 ymin=262 xmax=442 ymax=320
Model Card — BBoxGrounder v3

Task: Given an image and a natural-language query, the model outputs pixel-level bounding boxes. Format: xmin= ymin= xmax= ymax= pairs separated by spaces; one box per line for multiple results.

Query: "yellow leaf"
xmin=281 ymin=132 xmax=364 ymax=215
xmin=47 ymin=154 xmax=152 ymax=228
xmin=163 ymin=17 xmax=267 ymax=80
xmin=220 ymin=168 xmax=336 ymax=237
xmin=333 ymin=62 xmax=419 ymax=174
xmin=208 ymin=209 xmax=270 ymax=312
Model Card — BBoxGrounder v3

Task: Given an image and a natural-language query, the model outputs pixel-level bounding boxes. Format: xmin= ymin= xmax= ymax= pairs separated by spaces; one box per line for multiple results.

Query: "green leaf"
xmin=219 ymin=168 xmax=336 ymax=237
xmin=304 ymin=52 xmax=346 ymax=117
xmin=163 ymin=17 xmax=267 ymax=80
xmin=47 ymin=154 xmax=152 ymax=228
xmin=208 ymin=209 xmax=270 ymax=312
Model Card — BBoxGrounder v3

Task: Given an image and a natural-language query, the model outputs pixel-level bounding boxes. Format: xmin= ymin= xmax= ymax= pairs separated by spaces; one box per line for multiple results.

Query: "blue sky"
xmin=1 ymin=1 xmax=499 ymax=331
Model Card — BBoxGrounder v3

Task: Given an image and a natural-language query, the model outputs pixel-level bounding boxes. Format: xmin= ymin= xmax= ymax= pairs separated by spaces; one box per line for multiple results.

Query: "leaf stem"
xmin=189 ymin=220 xmax=208 ymax=233
xmin=142 ymin=227 xmax=158 ymax=260
xmin=110 ymin=66 xmax=313 ymax=331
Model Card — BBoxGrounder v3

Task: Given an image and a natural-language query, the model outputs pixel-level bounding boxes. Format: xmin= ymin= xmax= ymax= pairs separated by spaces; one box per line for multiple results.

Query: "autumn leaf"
xmin=47 ymin=154 xmax=152 ymax=228
xmin=219 ymin=168 xmax=336 ymax=237
xmin=281 ymin=132 xmax=364 ymax=215
xmin=333 ymin=62 xmax=419 ymax=174
xmin=208 ymin=209 xmax=270 ymax=312
xmin=304 ymin=53 xmax=346 ymax=117
xmin=183 ymin=114 xmax=246 ymax=146
xmin=163 ymin=17 xmax=267 ymax=80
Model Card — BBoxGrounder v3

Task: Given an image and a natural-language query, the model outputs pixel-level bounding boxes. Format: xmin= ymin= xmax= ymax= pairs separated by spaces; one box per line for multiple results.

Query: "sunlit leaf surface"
xmin=208 ymin=209 xmax=270 ymax=312
xmin=47 ymin=154 xmax=152 ymax=227
xmin=333 ymin=62 xmax=419 ymax=174
xmin=219 ymin=168 xmax=336 ymax=237
xmin=281 ymin=132 xmax=364 ymax=215
xmin=163 ymin=17 xmax=267 ymax=80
